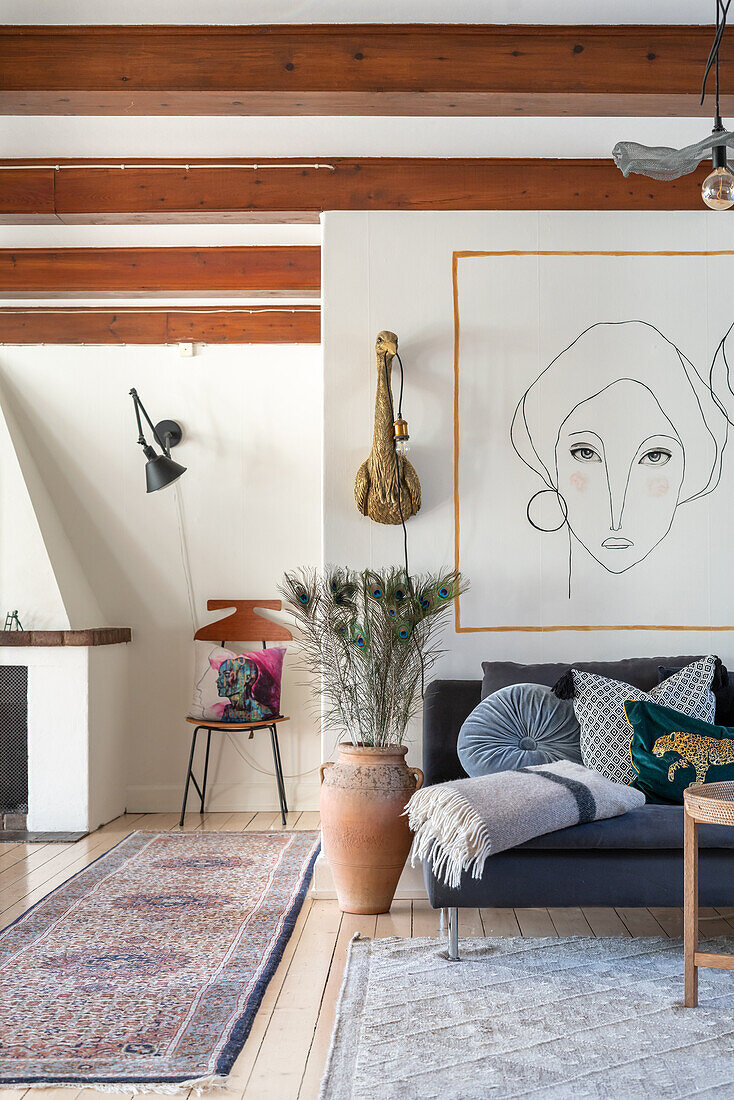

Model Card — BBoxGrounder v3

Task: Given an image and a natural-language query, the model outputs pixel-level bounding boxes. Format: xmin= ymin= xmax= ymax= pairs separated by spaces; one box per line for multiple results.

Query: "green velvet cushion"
xmin=625 ymin=699 xmax=734 ymax=804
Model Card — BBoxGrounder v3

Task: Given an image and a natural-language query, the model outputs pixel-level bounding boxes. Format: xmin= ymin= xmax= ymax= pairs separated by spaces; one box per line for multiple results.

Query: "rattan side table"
xmin=683 ymin=781 xmax=734 ymax=1007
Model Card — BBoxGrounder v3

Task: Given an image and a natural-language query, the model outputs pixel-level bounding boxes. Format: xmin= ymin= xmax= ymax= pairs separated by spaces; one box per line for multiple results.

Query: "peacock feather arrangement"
xmin=280 ymin=567 xmax=467 ymax=749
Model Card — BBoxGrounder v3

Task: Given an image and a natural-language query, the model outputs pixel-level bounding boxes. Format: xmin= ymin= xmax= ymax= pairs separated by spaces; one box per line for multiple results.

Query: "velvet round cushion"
xmin=457 ymin=683 xmax=583 ymax=777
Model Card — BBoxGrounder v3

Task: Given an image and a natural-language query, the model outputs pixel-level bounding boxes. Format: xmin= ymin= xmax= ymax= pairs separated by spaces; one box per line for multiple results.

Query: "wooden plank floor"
xmin=2 ymin=811 xmax=732 ymax=1100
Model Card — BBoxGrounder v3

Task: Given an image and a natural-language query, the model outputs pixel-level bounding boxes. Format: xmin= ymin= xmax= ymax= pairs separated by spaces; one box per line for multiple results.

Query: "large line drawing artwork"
xmin=510 ymin=319 xmax=734 ymax=595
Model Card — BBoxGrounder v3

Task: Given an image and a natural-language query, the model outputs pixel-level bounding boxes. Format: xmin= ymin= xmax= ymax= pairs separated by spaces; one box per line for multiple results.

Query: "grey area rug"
xmin=320 ymin=935 xmax=734 ymax=1099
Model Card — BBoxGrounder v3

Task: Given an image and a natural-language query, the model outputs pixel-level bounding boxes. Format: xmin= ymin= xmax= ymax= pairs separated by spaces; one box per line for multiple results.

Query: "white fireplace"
xmin=0 ymin=385 xmax=130 ymax=835
xmin=0 ymin=638 xmax=129 ymax=833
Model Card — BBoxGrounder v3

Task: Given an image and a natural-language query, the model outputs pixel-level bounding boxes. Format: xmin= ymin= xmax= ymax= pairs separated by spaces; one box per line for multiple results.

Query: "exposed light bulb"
xmin=393 ymin=417 xmax=410 ymax=456
xmin=702 ymin=165 xmax=734 ymax=209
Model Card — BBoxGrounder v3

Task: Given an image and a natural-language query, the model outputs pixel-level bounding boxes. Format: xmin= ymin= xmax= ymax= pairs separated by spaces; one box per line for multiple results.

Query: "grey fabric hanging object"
xmin=613 ymin=130 xmax=734 ymax=181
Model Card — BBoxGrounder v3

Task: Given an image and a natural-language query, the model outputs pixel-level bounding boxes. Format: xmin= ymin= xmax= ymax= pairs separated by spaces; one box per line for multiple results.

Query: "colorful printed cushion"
xmin=458 ymin=683 xmax=582 ymax=777
xmin=625 ymin=699 xmax=734 ymax=804
xmin=189 ymin=641 xmax=285 ymax=724
xmin=563 ymin=656 xmax=717 ymax=786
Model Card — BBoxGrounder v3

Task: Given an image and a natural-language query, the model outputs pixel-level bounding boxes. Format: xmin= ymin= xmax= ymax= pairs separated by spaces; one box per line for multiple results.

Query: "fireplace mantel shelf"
xmin=0 ymin=628 xmax=131 ymax=647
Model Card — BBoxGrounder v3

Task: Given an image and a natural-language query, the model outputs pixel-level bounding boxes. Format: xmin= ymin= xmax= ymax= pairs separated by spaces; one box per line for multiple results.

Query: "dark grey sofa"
xmin=421 ymin=657 xmax=734 ymax=953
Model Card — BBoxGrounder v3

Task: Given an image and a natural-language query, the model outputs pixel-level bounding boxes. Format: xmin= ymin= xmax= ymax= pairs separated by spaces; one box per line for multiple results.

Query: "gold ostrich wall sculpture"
xmin=354 ymin=331 xmax=421 ymax=525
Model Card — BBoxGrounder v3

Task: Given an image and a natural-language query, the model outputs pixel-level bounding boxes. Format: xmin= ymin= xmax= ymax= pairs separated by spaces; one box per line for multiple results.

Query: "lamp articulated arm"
xmin=129 ymin=387 xmax=170 ymax=455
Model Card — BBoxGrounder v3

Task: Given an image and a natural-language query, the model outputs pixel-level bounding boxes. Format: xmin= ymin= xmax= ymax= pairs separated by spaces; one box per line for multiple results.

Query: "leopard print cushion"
xmin=626 ymin=697 xmax=734 ymax=802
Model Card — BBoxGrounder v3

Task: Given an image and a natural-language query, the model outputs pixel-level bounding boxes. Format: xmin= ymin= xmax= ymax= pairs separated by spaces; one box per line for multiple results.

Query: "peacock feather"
xmin=281 ymin=569 xmax=319 ymax=618
xmin=279 ymin=565 xmax=467 ymax=748
xmin=364 ymin=569 xmax=386 ymax=602
xmin=412 ymin=573 xmax=461 ymax=619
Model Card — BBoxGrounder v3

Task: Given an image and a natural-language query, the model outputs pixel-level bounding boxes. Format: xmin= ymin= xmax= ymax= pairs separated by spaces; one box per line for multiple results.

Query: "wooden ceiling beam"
xmin=0 ymin=246 xmax=321 ymax=297
xmin=0 ymin=24 xmax=729 ymax=117
xmin=0 ymin=158 xmax=711 ymax=223
xmin=0 ymin=166 xmax=55 ymax=222
xmin=0 ymin=306 xmax=320 ymax=343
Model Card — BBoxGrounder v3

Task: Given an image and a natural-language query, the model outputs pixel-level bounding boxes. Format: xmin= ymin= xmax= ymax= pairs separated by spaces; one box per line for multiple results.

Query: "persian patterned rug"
xmin=0 ymin=829 xmax=319 ymax=1091
xmin=321 ymin=935 xmax=734 ymax=1099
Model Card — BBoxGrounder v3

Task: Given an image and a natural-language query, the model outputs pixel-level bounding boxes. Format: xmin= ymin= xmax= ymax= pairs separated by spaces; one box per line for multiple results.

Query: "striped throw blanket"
xmin=407 ymin=760 xmax=645 ymax=889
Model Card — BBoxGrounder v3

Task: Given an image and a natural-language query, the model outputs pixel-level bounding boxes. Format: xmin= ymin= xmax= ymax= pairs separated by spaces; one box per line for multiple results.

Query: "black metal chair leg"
xmin=179 ymin=725 xmax=200 ymax=827
xmin=200 ymin=729 xmax=212 ymax=813
xmin=272 ymin=726 xmax=288 ymax=814
xmin=269 ymin=725 xmax=287 ymax=826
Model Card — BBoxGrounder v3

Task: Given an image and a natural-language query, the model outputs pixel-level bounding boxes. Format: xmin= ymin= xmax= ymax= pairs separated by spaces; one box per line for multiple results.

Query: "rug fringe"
xmin=12 ymin=1075 xmax=230 ymax=1094
xmin=406 ymin=785 xmax=492 ymax=889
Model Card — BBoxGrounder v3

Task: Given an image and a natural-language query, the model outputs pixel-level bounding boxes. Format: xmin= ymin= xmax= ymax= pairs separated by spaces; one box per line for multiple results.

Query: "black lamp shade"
xmin=145 ymin=452 xmax=187 ymax=493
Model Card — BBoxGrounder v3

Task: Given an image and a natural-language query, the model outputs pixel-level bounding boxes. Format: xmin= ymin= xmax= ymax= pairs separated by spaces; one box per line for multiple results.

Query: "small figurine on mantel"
xmin=354 ymin=331 xmax=422 ymax=525
xmin=3 ymin=610 xmax=23 ymax=631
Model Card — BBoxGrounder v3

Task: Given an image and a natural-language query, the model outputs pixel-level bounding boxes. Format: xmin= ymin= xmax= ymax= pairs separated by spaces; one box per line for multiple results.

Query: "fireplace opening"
xmin=0 ymin=665 xmax=28 ymax=828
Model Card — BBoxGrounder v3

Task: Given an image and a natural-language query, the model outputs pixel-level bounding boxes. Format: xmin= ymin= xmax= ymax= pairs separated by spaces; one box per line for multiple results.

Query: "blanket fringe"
xmin=405 ymin=785 xmax=492 ymax=889
xmin=11 ymin=1075 xmax=229 ymax=1094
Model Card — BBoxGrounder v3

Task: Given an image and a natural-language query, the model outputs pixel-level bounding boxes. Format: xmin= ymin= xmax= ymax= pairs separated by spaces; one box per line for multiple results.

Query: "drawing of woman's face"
xmin=555 ymin=379 xmax=685 ymax=573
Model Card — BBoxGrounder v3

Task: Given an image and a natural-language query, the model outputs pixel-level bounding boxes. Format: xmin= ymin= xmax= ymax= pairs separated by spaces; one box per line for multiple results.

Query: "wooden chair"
xmin=179 ymin=599 xmax=293 ymax=828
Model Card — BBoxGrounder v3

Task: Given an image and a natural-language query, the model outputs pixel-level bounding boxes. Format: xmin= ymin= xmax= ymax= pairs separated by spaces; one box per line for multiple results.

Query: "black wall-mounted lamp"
xmin=129 ymin=387 xmax=187 ymax=493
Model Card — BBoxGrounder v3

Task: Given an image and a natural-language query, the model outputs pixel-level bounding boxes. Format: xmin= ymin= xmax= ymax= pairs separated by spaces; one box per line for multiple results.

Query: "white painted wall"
xmin=321 ymin=210 xmax=734 ymax=776
xmin=0 ymin=384 xmax=104 ymax=629
xmin=0 ymin=391 xmax=70 ymax=629
xmin=0 ymin=341 xmax=323 ymax=813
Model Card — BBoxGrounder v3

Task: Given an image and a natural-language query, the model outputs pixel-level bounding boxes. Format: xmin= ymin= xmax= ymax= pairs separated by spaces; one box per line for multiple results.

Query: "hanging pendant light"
xmin=702 ymin=164 xmax=734 ymax=210
xmin=702 ymin=130 xmax=734 ymax=209
xmin=614 ymin=1 xmax=734 ymax=210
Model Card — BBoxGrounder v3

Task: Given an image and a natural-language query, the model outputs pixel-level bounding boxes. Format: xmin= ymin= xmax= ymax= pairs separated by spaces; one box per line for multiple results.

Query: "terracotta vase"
xmin=319 ymin=743 xmax=424 ymax=915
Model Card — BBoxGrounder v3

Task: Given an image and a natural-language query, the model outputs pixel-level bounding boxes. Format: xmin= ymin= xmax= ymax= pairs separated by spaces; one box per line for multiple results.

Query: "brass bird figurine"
xmin=354 ymin=331 xmax=421 ymax=525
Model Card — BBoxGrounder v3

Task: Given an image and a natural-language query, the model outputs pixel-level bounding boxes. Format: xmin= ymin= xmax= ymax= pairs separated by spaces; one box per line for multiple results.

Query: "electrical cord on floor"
xmin=225 ymin=731 xmax=321 ymax=781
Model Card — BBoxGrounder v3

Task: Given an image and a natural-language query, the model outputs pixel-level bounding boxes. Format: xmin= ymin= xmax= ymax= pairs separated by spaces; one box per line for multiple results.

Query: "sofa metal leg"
xmin=447 ymin=907 xmax=461 ymax=962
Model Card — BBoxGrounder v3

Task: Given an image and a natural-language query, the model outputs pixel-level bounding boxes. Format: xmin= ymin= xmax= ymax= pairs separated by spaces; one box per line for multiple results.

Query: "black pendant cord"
xmin=716 ymin=0 xmax=722 ymax=124
xmin=717 ymin=1 xmax=723 ymax=122
xmin=383 ymin=350 xmax=410 ymax=585
xmin=383 ymin=348 xmax=426 ymax=700
xmin=701 ymin=0 xmax=732 ymax=110
xmin=395 ymin=349 xmax=405 ymax=420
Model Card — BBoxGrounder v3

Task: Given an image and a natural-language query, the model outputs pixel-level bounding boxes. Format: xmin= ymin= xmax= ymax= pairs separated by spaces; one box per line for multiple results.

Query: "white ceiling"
xmin=0 ymin=1 xmax=715 ymax=24
xmin=2 ymin=116 xmax=710 ymax=159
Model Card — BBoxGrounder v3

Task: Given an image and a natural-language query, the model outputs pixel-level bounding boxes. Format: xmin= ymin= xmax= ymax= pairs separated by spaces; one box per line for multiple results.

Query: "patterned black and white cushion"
xmin=573 ymin=657 xmax=717 ymax=785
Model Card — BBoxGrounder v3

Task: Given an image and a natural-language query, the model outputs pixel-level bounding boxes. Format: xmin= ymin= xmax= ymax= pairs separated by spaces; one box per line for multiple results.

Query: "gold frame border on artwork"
xmin=452 ymin=249 xmax=734 ymax=633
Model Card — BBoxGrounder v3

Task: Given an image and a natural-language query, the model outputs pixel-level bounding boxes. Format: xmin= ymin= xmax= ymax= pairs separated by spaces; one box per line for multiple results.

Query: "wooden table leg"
xmin=684 ymin=809 xmax=699 ymax=1007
